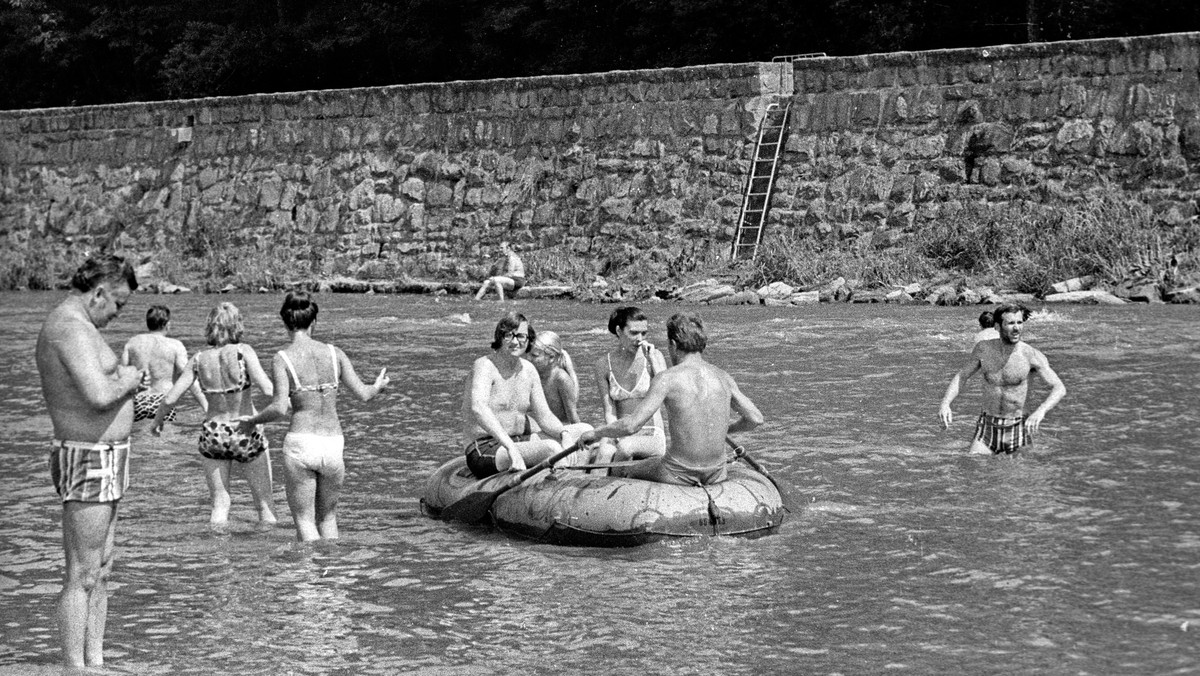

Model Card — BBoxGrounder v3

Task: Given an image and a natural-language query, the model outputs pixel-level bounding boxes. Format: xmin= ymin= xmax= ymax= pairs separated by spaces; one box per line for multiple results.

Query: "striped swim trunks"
xmin=49 ymin=438 xmax=132 ymax=502
xmin=973 ymin=413 xmax=1029 ymax=455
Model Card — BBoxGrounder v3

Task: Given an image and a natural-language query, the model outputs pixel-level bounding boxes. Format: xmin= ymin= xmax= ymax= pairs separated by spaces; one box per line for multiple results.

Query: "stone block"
xmin=1043 ymin=290 xmax=1126 ymax=304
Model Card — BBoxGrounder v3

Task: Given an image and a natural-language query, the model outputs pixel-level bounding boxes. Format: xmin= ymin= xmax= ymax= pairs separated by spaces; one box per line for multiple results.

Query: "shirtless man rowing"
xmin=939 ymin=304 xmax=1066 ymax=455
xmin=580 ymin=312 xmax=763 ymax=485
xmin=122 ymin=304 xmax=205 ymax=422
xmin=35 ymin=254 xmax=142 ymax=667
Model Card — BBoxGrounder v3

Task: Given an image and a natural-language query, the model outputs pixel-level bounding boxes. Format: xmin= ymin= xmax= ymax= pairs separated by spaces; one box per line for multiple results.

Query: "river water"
xmin=0 ymin=292 xmax=1196 ymax=675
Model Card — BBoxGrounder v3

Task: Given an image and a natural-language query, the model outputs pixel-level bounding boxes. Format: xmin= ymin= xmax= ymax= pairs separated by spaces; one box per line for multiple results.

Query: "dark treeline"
xmin=2 ymin=0 xmax=1199 ymax=110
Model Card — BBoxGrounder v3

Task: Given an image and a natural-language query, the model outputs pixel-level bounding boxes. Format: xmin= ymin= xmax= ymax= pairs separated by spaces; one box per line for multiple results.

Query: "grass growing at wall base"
xmin=747 ymin=196 xmax=1200 ymax=295
xmin=2 ymin=195 xmax=1195 ymax=297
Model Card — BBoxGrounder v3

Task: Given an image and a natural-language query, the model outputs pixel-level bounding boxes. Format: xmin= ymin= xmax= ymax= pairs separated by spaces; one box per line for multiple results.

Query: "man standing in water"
xmin=580 ymin=312 xmax=763 ymax=485
xmin=36 ymin=254 xmax=142 ymax=668
xmin=939 ymin=304 xmax=1066 ymax=455
xmin=122 ymin=304 xmax=205 ymax=423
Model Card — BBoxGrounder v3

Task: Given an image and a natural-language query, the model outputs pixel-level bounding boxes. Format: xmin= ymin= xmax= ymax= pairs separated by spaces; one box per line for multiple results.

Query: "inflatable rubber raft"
xmin=420 ymin=456 xmax=787 ymax=547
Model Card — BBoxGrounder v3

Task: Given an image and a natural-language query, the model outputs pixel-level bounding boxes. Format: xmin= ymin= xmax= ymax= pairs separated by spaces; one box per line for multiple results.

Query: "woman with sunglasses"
xmin=461 ymin=312 xmax=587 ymax=479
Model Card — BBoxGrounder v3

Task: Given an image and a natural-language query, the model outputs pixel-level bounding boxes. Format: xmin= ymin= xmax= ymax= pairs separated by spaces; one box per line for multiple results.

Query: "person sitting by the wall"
xmin=474 ymin=241 xmax=525 ymax=301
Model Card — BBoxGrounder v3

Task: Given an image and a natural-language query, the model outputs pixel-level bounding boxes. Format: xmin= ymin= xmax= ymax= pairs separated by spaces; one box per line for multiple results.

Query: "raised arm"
xmin=939 ymin=352 xmax=982 ymax=428
xmin=334 ymin=347 xmax=389 ymax=402
xmin=1025 ymin=347 xmax=1066 ymax=432
xmin=645 ymin=343 xmax=668 ymax=377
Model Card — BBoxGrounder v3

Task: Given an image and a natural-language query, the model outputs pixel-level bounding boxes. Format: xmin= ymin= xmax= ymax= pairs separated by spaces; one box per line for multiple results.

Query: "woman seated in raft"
xmin=240 ymin=291 xmax=390 ymax=542
xmin=590 ymin=306 xmax=668 ymax=466
xmin=152 ymin=302 xmax=277 ymax=526
xmin=525 ymin=330 xmax=581 ymax=425
xmin=462 ymin=312 xmax=589 ymax=478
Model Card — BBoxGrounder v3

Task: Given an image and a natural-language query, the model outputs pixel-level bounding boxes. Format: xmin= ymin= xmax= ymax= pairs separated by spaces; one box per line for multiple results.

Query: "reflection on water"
xmin=0 ymin=293 xmax=1197 ymax=674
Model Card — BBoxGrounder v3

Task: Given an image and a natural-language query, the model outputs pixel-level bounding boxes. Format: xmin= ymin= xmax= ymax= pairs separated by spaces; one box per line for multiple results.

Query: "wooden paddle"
xmin=726 ymin=436 xmax=799 ymax=513
xmin=440 ymin=440 xmax=586 ymax=523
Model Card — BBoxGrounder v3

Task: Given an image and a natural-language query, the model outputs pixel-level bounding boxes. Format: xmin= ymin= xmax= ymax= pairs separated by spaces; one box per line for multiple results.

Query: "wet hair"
xmin=146 ymin=305 xmax=171 ymax=331
xmin=70 ymin=254 xmax=138 ymax=293
xmin=977 ymin=311 xmax=994 ymax=329
xmin=491 ymin=312 xmax=535 ymax=352
xmin=531 ymin=330 xmax=564 ymax=366
xmin=205 ymin=303 xmax=244 ymax=346
xmin=280 ymin=290 xmax=318 ymax=331
xmin=992 ymin=304 xmax=1030 ymax=326
xmin=667 ymin=312 xmax=707 ymax=354
xmin=607 ymin=306 xmax=648 ymax=335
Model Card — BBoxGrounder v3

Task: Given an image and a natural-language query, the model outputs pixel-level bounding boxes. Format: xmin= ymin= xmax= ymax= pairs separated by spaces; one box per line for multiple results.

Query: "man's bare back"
xmin=583 ymin=313 xmax=763 ymax=485
xmin=656 ymin=359 xmax=739 ymax=469
xmin=123 ymin=333 xmax=187 ymax=393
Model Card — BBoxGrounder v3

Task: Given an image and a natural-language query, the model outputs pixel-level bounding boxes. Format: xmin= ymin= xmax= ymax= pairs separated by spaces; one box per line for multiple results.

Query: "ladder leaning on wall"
xmin=731 ymin=100 xmax=791 ymax=261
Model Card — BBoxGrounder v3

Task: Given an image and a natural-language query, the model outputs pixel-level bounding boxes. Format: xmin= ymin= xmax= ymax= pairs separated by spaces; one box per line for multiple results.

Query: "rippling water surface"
xmin=0 ymin=292 xmax=1197 ymax=675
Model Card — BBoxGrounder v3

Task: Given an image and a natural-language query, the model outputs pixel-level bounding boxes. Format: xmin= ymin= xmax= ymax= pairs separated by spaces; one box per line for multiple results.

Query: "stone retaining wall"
xmin=0 ymin=32 xmax=1196 ymax=288
xmin=777 ymin=32 xmax=1200 ymax=243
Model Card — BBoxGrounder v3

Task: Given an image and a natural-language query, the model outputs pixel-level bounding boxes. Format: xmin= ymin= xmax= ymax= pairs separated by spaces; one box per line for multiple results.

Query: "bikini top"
xmin=278 ymin=344 xmax=340 ymax=395
xmin=607 ymin=352 xmax=651 ymax=401
xmin=194 ymin=348 xmax=250 ymax=395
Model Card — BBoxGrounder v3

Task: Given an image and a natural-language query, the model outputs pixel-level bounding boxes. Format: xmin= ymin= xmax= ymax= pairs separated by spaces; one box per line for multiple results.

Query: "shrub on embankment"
xmin=743 ymin=193 xmax=1200 ymax=303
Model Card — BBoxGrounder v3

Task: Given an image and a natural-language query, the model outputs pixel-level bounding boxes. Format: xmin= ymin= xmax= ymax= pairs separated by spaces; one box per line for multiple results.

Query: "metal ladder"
xmin=731 ymin=100 xmax=791 ymax=261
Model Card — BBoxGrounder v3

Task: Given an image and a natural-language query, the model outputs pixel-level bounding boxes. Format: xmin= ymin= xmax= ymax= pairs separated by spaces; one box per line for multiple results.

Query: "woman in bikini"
xmin=590 ymin=306 xmax=668 ymax=466
xmin=240 ymin=291 xmax=389 ymax=542
xmin=525 ymin=330 xmax=580 ymax=424
xmin=153 ymin=303 xmax=277 ymax=526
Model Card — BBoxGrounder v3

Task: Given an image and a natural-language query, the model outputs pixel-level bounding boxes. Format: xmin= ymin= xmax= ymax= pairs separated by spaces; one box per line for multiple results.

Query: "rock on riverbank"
xmin=132 ymin=270 xmax=1199 ymax=306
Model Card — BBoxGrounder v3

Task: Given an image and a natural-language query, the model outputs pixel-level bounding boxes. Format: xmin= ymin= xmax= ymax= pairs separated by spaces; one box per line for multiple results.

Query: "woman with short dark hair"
xmin=241 ymin=291 xmax=390 ymax=541
xmin=590 ymin=306 xmax=668 ymax=466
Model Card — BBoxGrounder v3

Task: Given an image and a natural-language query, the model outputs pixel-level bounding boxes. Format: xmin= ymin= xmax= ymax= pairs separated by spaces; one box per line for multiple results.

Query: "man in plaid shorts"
xmin=939 ymin=304 xmax=1066 ymax=455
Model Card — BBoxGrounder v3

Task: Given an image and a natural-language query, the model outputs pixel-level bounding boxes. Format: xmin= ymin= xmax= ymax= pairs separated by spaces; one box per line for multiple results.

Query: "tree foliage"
xmin=1 ymin=0 xmax=1198 ymax=109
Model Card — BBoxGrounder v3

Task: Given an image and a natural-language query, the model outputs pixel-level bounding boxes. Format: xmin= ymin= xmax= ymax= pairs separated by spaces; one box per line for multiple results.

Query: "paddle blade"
xmin=438 ymin=440 xmax=585 ymax=524
xmin=438 ymin=478 xmax=515 ymax=523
